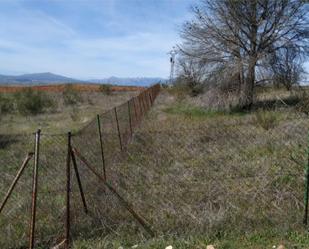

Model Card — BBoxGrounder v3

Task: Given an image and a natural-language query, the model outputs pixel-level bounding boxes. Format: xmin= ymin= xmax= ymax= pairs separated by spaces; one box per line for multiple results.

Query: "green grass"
xmin=162 ymin=102 xmax=250 ymax=121
xmin=163 ymin=103 xmax=227 ymax=118
xmin=2 ymin=88 xmax=309 ymax=248
xmin=0 ymin=91 xmax=137 ymax=134
xmin=73 ymin=229 xmax=309 ymax=248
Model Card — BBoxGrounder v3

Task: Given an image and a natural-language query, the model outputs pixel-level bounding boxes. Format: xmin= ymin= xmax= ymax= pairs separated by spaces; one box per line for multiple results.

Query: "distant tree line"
xmin=177 ymin=0 xmax=308 ymax=109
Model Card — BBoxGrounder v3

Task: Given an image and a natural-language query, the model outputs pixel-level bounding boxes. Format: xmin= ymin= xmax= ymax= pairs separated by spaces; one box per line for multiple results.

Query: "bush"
xmin=171 ymin=76 xmax=204 ymax=97
xmin=254 ymin=110 xmax=279 ymax=130
xmin=295 ymin=91 xmax=309 ymax=115
xmin=99 ymin=84 xmax=112 ymax=95
xmin=14 ymin=88 xmax=54 ymax=115
xmin=63 ymin=84 xmax=82 ymax=106
xmin=0 ymin=94 xmax=14 ymax=114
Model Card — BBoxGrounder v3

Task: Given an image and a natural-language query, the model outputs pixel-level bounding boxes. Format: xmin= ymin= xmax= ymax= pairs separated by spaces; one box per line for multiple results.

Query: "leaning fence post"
xmin=65 ymin=132 xmax=72 ymax=248
xmin=114 ymin=107 xmax=123 ymax=151
xmin=29 ymin=129 xmax=41 ymax=249
xmin=0 ymin=153 xmax=33 ymax=214
xmin=304 ymin=133 xmax=309 ymax=226
xmin=128 ymin=100 xmax=133 ymax=138
xmin=138 ymin=95 xmax=143 ymax=121
xmin=97 ymin=114 xmax=106 ymax=181
xmin=149 ymin=92 xmax=153 ymax=106
xmin=132 ymin=97 xmax=138 ymax=127
xmin=70 ymin=149 xmax=88 ymax=214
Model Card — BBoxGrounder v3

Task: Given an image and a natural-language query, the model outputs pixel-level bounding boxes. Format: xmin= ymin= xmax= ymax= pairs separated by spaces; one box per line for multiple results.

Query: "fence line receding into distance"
xmin=0 ymin=84 xmax=160 ymax=249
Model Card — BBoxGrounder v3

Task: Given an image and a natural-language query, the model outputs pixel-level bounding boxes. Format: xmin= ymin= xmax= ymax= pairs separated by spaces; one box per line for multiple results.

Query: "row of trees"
xmin=177 ymin=0 xmax=308 ymax=109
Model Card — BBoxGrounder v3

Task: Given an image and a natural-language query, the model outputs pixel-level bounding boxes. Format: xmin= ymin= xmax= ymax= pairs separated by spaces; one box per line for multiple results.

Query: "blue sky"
xmin=0 ymin=0 xmax=194 ymax=79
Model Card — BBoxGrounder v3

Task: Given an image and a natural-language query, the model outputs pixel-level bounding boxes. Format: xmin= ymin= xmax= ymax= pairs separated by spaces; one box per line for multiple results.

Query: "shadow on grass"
xmin=164 ymin=95 xmax=302 ymax=119
xmin=0 ymin=135 xmax=20 ymax=149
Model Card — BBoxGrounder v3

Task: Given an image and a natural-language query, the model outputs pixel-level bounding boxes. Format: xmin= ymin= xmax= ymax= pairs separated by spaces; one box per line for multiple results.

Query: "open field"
xmin=0 ymin=83 xmax=144 ymax=93
xmin=0 ymin=85 xmax=159 ymax=249
xmin=0 ymin=89 xmax=138 ymax=134
xmin=71 ymin=88 xmax=309 ymax=248
xmin=1 ymin=86 xmax=309 ymax=248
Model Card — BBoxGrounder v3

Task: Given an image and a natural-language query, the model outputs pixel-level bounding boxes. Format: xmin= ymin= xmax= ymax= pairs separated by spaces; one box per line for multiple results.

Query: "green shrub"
xmin=295 ymin=92 xmax=309 ymax=115
xmin=14 ymin=88 xmax=54 ymax=115
xmin=254 ymin=110 xmax=279 ymax=130
xmin=62 ymin=84 xmax=82 ymax=106
xmin=99 ymin=84 xmax=112 ymax=95
xmin=164 ymin=103 xmax=225 ymax=119
xmin=0 ymin=94 xmax=14 ymax=114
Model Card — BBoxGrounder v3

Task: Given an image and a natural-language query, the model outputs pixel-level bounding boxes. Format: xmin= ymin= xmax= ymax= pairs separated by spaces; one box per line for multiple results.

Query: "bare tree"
xmin=268 ymin=45 xmax=305 ymax=90
xmin=180 ymin=0 xmax=308 ymax=109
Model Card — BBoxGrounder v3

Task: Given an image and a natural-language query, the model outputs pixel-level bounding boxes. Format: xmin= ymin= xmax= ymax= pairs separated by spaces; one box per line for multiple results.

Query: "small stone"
xmin=132 ymin=245 xmax=138 ymax=248
xmin=206 ymin=245 xmax=215 ymax=249
xmin=165 ymin=246 xmax=173 ymax=249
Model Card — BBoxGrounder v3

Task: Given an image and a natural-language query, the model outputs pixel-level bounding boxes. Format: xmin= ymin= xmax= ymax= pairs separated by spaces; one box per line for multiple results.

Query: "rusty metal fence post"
xmin=71 ymin=147 xmax=88 ymax=214
xmin=114 ymin=107 xmax=123 ymax=151
xmin=97 ymin=114 xmax=106 ymax=181
xmin=132 ymin=97 xmax=138 ymax=126
xmin=0 ymin=153 xmax=33 ymax=214
xmin=65 ymin=132 xmax=72 ymax=249
xmin=128 ymin=100 xmax=133 ymax=138
xmin=29 ymin=129 xmax=41 ymax=249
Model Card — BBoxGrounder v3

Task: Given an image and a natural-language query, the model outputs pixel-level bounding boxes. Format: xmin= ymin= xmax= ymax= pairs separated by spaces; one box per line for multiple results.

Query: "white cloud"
xmin=0 ymin=0 xmax=184 ymax=78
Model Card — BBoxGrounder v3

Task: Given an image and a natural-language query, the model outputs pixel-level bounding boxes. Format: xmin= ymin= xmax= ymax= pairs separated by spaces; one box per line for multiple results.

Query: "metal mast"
xmin=168 ymin=46 xmax=177 ymax=85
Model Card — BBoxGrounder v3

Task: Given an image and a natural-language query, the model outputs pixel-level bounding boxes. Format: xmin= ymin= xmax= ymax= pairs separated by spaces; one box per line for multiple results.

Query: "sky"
xmin=0 ymin=0 xmax=194 ymax=79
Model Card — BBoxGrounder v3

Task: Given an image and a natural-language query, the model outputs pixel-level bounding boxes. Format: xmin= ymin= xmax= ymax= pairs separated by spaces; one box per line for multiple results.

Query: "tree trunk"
xmin=240 ymin=56 xmax=256 ymax=110
xmin=237 ymin=58 xmax=244 ymax=96
xmin=239 ymin=1 xmax=257 ymax=110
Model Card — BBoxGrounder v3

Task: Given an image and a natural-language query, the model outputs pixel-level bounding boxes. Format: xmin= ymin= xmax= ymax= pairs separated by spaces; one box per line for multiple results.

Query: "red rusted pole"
xmin=127 ymin=100 xmax=133 ymax=138
xmin=149 ymin=92 xmax=153 ymax=106
xmin=138 ymin=95 xmax=143 ymax=122
xmin=65 ymin=132 xmax=72 ymax=249
xmin=141 ymin=93 xmax=147 ymax=117
xmin=114 ymin=107 xmax=123 ymax=151
xmin=29 ymin=129 xmax=41 ymax=249
xmin=0 ymin=152 xmax=33 ymax=214
xmin=97 ymin=114 xmax=106 ymax=180
xmin=70 ymin=149 xmax=88 ymax=214
xmin=132 ymin=97 xmax=138 ymax=126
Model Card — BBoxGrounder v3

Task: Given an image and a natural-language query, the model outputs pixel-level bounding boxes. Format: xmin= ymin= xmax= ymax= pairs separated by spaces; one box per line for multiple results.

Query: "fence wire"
xmin=105 ymin=93 xmax=309 ymax=237
xmin=0 ymin=84 xmax=160 ymax=248
xmin=1 ymin=83 xmax=308 ymax=247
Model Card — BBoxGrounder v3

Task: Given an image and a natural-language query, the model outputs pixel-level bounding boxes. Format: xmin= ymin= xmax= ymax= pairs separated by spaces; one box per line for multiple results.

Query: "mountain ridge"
xmin=0 ymin=73 xmax=166 ymax=86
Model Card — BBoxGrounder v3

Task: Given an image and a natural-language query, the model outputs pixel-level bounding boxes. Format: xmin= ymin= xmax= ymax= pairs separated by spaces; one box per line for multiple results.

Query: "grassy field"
xmin=72 ymin=87 xmax=309 ymax=248
xmin=0 ymin=89 xmax=137 ymax=134
xmin=1 ymin=86 xmax=309 ymax=248
xmin=0 ymin=87 xmax=139 ymax=249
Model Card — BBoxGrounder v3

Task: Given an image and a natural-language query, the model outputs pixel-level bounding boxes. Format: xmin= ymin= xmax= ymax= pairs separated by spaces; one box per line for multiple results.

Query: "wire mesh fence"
xmin=0 ymin=84 xmax=160 ymax=249
xmin=106 ymin=93 xmax=309 ymax=237
xmin=1 ymin=83 xmax=309 ymax=248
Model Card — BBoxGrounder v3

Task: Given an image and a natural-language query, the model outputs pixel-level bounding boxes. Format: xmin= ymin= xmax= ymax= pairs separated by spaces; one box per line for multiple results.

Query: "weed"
xmin=14 ymin=88 xmax=55 ymax=115
xmin=99 ymin=84 xmax=112 ymax=95
xmin=63 ymin=84 xmax=83 ymax=106
xmin=254 ymin=109 xmax=280 ymax=130
xmin=164 ymin=103 xmax=225 ymax=119
xmin=0 ymin=94 xmax=14 ymax=114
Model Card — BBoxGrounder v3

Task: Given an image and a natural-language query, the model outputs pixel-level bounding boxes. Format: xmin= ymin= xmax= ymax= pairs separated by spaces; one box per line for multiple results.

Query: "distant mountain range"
xmin=0 ymin=72 xmax=79 ymax=84
xmin=89 ymin=76 xmax=166 ymax=86
xmin=0 ymin=73 xmax=166 ymax=86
